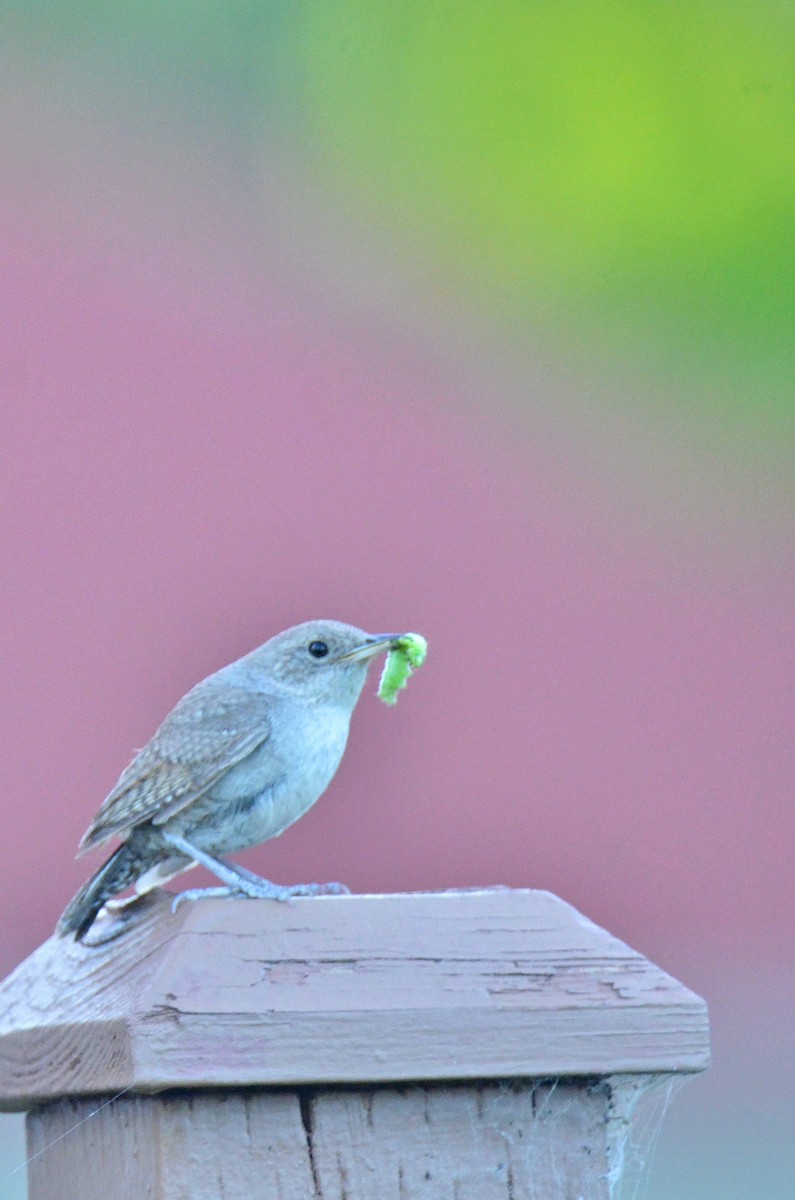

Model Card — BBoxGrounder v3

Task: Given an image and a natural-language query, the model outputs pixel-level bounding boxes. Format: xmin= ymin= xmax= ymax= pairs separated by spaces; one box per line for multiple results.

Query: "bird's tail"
xmin=57 ymin=841 xmax=143 ymax=940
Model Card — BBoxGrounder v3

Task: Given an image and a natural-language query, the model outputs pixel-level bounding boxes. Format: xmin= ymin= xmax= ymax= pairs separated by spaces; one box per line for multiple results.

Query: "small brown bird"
xmin=58 ymin=620 xmax=400 ymax=940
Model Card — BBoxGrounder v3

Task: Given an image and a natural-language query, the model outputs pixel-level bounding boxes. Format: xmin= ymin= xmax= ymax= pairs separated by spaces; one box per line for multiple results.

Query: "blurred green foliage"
xmin=294 ymin=2 xmax=795 ymax=425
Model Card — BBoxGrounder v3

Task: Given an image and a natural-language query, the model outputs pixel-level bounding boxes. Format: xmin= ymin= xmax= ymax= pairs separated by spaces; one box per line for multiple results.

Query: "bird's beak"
xmin=337 ymin=633 xmax=402 ymax=663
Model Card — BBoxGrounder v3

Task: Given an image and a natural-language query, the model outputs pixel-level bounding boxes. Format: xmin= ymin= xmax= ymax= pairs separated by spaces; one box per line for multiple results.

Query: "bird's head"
xmin=247 ymin=620 xmax=401 ymax=710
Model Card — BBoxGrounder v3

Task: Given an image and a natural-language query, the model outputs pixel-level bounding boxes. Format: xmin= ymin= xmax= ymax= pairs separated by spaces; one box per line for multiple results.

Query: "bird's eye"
xmin=308 ymin=640 xmax=329 ymax=659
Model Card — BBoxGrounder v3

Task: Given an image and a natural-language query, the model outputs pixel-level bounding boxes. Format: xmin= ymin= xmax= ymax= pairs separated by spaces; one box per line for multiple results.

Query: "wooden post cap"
xmin=0 ymin=889 xmax=709 ymax=1111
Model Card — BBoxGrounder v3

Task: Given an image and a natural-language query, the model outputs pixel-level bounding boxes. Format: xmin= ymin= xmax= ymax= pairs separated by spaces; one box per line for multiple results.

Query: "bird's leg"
xmin=162 ymin=833 xmax=350 ymax=911
xmin=162 ymin=833 xmax=286 ymax=897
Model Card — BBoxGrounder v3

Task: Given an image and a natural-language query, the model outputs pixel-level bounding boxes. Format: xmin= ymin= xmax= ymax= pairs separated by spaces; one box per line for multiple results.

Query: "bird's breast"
xmin=182 ymin=703 xmax=352 ymax=853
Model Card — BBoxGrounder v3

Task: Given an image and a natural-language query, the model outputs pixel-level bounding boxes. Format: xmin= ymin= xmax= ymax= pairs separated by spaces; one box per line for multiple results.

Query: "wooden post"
xmin=0 ymin=889 xmax=709 ymax=1198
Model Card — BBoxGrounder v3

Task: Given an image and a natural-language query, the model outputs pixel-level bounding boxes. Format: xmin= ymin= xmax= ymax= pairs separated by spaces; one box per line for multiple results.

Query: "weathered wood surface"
xmin=0 ymin=889 xmax=710 ymax=1109
xmin=27 ymin=1080 xmax=612 ymax=1200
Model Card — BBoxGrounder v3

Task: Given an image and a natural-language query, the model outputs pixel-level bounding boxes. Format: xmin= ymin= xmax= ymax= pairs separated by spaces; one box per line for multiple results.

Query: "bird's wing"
xmin=77 ymin=685 xmax=273 ymax=852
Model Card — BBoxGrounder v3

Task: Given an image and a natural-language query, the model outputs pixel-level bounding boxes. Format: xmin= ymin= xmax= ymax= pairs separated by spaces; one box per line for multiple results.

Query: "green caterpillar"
xmin=378 ymin=633 xmax=428 ymax=705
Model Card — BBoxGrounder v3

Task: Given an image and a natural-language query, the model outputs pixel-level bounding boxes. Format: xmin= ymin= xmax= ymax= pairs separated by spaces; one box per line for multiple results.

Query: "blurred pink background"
xmin=1 ymin=8 xmax=793 ymax=1198
xmin=5 ymin=213 xmax=789 ymax=963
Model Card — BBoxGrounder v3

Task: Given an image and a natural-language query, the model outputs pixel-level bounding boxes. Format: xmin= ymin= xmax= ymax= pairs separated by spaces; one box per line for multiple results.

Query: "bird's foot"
xmin=171 ymin=879 xmax=350 ymax=913
xmin=209 ymin=859 xmax=350 ymax=899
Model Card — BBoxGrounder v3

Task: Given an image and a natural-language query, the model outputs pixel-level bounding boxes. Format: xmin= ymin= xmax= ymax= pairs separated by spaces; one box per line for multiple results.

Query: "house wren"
xmin=58 ymin=620 xmax=402 ymax=940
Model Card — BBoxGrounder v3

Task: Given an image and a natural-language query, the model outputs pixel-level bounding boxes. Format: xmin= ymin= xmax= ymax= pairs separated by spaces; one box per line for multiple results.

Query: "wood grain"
xmin=0 ymin=889 xmax=709 ymax=1109
xmin=27 ymin=1090 xmax=316 ymax=1200
xmin=26 ymin=1081 xmax=612 ymax=1199
xmin=307 ymin=1081 xmax=610 ymax=1200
